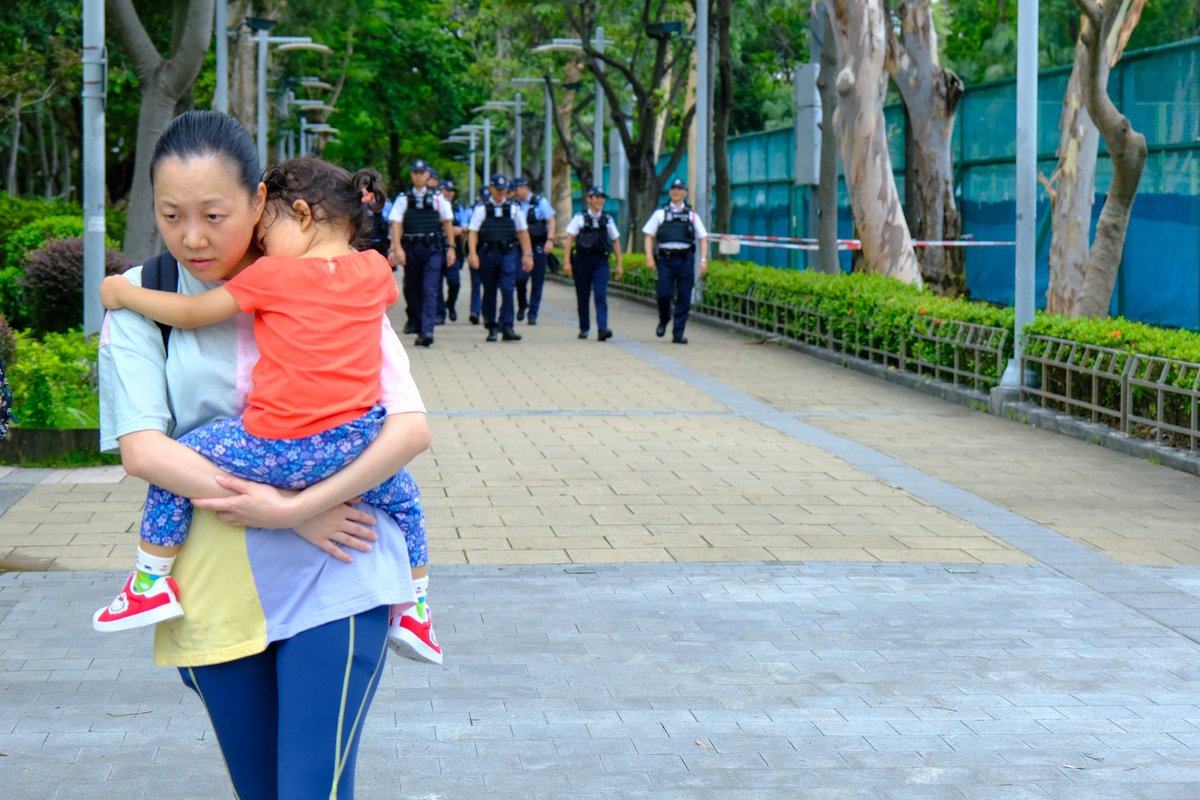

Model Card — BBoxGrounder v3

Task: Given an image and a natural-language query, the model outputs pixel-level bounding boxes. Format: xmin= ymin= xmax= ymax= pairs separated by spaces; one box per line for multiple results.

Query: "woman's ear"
xmin=252 ymin=182 xmax=267 ymax=223
xmin=292 ymin=199 xmax=315 ymax=230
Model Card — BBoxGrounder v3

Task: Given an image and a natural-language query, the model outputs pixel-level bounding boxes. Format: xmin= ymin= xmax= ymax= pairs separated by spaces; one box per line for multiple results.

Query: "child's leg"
xmin=359 ymin=469 xmax=441 ymax=664
xmin=96 ymin=409 xmax=388 ymax=632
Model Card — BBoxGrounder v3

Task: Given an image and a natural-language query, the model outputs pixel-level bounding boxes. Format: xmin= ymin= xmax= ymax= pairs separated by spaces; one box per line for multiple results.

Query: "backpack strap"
xmin=139 ymin=251 xmax=179 ymax=353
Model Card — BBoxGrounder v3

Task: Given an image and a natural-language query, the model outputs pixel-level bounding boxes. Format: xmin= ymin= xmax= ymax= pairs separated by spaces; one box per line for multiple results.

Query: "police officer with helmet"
xmin=467 ymin=174 xmax=534 ymax=342
xmin=388 ymin=158 xmax=457 ymax=347
xmin=642 ymin=177 xmax=709 ymax=344
xmin=510 ymin=177 xmax=556 ymax=325
xmin=563 ymin=186 xmax=623 ymax=340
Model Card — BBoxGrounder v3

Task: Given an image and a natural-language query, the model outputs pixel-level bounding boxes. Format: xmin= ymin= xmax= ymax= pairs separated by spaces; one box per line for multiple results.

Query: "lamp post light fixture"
xmin=532 ymin=28 xmax=611 ymax=192
xmin=453 ymin=122 xmax=490 ymax=195
xmin=299 ymin=119 xmax=339 ymax=157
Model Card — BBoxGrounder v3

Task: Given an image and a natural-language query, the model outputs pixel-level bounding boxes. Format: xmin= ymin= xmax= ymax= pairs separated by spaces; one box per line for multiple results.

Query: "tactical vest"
xmin=525 ymin=194 xmax=549 ymax=243
xmin=656 ymin=204 xmax=695 ymax=246
xmin=479 ymin=201 xmax=517 ymax=244
xmin=573 ymin=213 xmax=611 ymax=256
xmin=402 ymin=188 xmax=441 ymax=235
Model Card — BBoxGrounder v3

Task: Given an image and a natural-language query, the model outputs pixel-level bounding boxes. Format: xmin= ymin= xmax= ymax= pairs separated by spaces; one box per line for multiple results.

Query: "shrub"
xmin=20 ymin=238 xmax=130 ymax=335
xmin=3 ymin=215 xmax=88 ymax=271
xmin=0 ymin=314 xmax=15 ymax=366
xmin=7 ymin=330 xmax=100 ymax=429
xmin=0 ymin=193 xmax=78 ymax=266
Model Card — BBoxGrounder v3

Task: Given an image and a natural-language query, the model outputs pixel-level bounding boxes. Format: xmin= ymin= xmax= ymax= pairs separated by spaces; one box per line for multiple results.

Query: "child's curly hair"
xmin=262 ymin=157 xmax=385 ymax=250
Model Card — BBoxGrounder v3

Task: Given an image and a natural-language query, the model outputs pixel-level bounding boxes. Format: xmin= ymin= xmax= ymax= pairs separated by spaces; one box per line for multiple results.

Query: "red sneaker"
xmin=388 ymin=607 xmax=442 ymax=665
xmin=93 ymin=573 xmax=184 ymax=632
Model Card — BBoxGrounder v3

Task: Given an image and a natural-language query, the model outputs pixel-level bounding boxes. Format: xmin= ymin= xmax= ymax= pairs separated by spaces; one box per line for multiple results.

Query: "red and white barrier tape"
xmin=713 ymin=233 xmax=1015 ymax=249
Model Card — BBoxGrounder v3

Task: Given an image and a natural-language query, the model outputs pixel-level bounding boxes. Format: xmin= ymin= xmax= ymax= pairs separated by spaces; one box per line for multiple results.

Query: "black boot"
xmin=500 ymin=327 xmax=522 ymax=341
xmin=486 ymin=328 xmax=498 ymax=342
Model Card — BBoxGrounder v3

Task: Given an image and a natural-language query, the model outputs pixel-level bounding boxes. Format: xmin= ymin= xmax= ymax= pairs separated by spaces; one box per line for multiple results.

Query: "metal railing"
xmin=1022 ymin=335 xmax=1200 ymax=451
xmin=608 ymin=280 xmax=1010 ymax=392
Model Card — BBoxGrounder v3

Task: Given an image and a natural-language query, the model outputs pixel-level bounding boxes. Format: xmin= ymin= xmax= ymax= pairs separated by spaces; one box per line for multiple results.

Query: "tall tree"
xmin=824 ymin=0 xmax=922 ymax=285
xmin=813 ymin=2 xmax=841 ymax=275
xmin=108 ymin=0 xmax=214 ymax=263
xmin=568 ymin=0 xmax=696 ymax=241
xmin=712 ymin=0 xmax=733 ymax=237
xmin=885 ymin=0 xmax=965 ymax=296
xmin=1056 ymin=0 xmax=1147 ymax=318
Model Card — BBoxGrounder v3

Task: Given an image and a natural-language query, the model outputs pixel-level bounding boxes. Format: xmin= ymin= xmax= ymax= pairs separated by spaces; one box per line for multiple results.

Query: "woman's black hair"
xmin=262 ymin=157 xmax=384 ymax=249
xmin=150 ymin=110 xmax=261 ymax=193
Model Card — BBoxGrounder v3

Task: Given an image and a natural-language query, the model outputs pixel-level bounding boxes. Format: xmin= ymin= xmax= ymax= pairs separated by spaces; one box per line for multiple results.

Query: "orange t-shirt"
xmin=223 ymin=249 xmax=399 ymax=439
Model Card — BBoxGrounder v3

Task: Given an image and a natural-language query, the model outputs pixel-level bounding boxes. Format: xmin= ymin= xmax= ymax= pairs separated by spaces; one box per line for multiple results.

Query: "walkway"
xmin=2 ymin=280 xmax=1199 ymax=799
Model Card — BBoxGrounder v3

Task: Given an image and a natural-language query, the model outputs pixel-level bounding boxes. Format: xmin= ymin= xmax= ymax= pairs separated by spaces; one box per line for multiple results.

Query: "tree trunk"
xmin=713 ymin=0 xmax=733 ymax=238
xmin=6 ymin=94 xmax=21 ymax=197
xmin=230 ymin=22 xmax=257 ymax=130
xmin=33 ymin=105 xmax=50 ymax=198
xmin=1071 ymin=0 xmax=1148 ymax=318
xmin=887 ymin=0 xmax=965 ymax=296
xmin=551 ymin=59 xmax=583 ymax=233
xmin=825 ymin=0 xmax=922 ymax=286
xmin=110 ymin=0 xmax=215 ymax=263
xmin=1044 ymin=43 xmax=1100 ymax=314
xmin=816 ymin=5 xmax=841 ymax=275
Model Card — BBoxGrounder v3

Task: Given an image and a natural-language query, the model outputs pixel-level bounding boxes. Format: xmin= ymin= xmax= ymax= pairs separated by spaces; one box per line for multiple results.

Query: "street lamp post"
xmin=214 ymin=2 xmax=228 ymax=113
xmin=475 ymin=97 xmax=525 ymax=178
xmin=453 ymin=123 xmax=488 ymax=196
xmin=511 ymin=77 xmax=558 ymax=198
xmin=246 ymin=17 xmax=333 ymax=170
xmin=82 ymin=0 xmax=105 ymax=336
xmin=532 ymin=28 xmax=612 ymax=190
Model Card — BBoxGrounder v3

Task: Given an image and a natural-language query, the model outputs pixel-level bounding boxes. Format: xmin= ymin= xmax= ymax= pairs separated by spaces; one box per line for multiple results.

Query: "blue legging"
xmin=181 ymin=605 xmax=389 ymax=800
xmin=141 ymin=405 xmax=429 ymax=568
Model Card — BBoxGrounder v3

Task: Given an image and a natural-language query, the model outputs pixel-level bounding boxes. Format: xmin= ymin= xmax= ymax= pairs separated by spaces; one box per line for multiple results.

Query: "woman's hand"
xmin=193 ymin=473 xmax=305 ymax=529
xmin=292 ymin=503 xmax=379 ymax=563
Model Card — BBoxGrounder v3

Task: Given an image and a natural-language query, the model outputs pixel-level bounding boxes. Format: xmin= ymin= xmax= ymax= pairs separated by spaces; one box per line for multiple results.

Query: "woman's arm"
xmin=122 ymin=429 xmax=380 ymax=560
xmin=193 ymin=411 xmax=431 ymax=529
xmin=102 ymin=276 xmax=241 ymax=329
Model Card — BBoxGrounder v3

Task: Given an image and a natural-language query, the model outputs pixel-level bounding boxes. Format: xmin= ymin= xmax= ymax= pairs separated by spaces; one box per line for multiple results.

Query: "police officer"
xmin=510 ymin=177 xmax=556 ymax=325
xmin=435 ymin=180 xmax=469 ymax=323
xmin=467 ymin=174 xmax=534 ymax=342
xmin=467 ymin=186 xmax=490 ymax=324
xmin=563 ymin=186 xmax=623 ymax=340
xmin=642 ymin=177 xmax=709 ymax=344
xmin=356 ymin=171 xmax=390 ymax=258
xmin=427 ymin=167 xmax=441 ymax=194
xmin=388 ymin=158 xmax=457 ymax=347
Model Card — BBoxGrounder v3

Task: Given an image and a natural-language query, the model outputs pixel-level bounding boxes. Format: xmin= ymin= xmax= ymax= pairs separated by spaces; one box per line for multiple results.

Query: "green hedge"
xmin=7 ymin=330 xmax=100 ymax=429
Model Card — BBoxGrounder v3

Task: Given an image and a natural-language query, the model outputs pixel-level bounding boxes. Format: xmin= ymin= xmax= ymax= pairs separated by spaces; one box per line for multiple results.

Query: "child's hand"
xmin=100 ymin=275 xmax=130 ymax=310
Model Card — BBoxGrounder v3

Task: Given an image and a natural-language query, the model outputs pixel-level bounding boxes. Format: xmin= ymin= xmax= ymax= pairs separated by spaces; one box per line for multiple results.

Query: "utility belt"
xmin=530 ymin=237 xmax=547 ymax=247
xmin=657 ymin=246 xmax=695 ymax=258
xmin=402 ymin=232 xmax=443 ymax=244
xmin=479 ymin=241 xmax=516 ymax=252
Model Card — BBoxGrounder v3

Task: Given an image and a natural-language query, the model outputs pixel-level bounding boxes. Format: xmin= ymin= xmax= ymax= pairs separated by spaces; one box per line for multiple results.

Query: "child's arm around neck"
xmin=100 ymin=274 xmax=240 ymax=330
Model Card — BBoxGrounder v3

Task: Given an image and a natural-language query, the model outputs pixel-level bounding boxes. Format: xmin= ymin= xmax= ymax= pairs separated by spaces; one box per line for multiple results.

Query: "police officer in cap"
xmin=435 ymin=180 xmax=469 ymax=323
xmin=388 ymin=159 xmax=457 ymax=347
xmin=642 ymin=177 xmax=709 ymax=344
xmin=467 ymin=174 xmax=534 ymax=341
xmin=563 ymin=186 xmax=623 ymax=340
xmin=510 ymin=177 xmax=556 ymax=325
xmin=427 ymin=167 xmax=441 ymax=194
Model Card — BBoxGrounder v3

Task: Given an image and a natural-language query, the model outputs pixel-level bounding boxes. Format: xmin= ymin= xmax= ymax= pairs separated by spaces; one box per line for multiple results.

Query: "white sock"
xmin=411 ymin=574 xmax=430 ymax=620
xmin=135 ymin=547 xmax=175 ymax=577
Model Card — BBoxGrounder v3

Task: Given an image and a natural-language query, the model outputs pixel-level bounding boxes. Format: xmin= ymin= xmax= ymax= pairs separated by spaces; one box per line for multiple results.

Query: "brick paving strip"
xmin=2 ymin=282 xmax=1200 ymax=798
